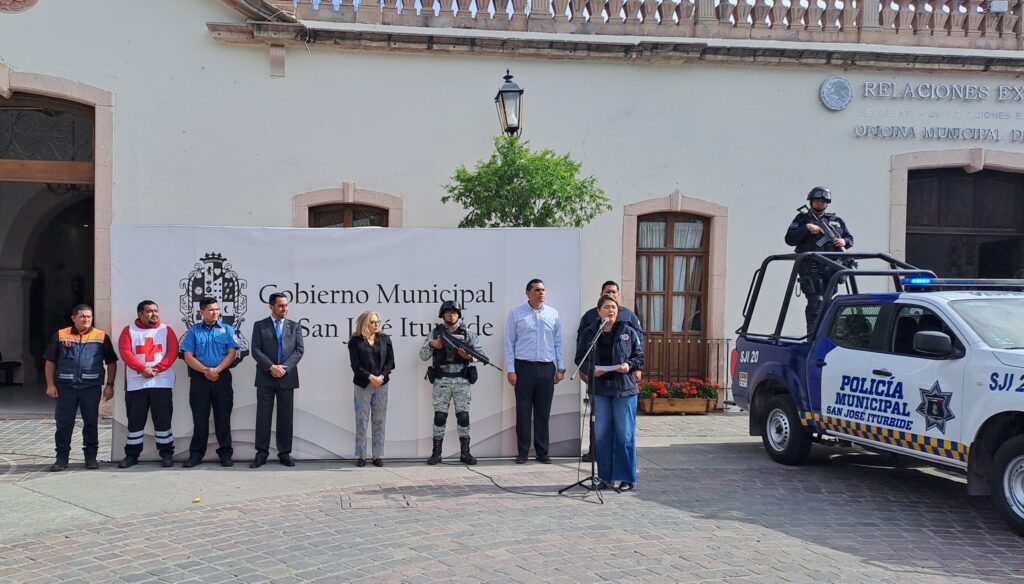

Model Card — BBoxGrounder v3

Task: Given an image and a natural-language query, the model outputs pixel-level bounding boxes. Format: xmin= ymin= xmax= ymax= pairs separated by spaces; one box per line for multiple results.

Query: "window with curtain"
xmin=309 ymin=204 xmax=388 ymax=228
xmin=635 ymin=213 xmax=709 ymax=335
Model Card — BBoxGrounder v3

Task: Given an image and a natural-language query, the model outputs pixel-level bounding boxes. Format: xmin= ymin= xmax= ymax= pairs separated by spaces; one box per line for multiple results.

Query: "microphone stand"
xmin=559 ymin=320 xmax=608 ymax=502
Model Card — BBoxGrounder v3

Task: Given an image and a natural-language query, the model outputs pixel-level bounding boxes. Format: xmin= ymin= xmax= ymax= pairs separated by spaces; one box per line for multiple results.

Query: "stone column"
xmin=0 ymin=269 xmax=37 ymax=384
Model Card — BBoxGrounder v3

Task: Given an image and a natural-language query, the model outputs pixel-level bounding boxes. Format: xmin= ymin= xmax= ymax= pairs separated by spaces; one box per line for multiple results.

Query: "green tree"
xmin=443 ymin=135 xmax=611 ymax=228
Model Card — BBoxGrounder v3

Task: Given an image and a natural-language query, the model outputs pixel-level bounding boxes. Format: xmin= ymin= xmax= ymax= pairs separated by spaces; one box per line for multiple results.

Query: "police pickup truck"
xmin=733 ymin=252 xmax=1024 ymax=535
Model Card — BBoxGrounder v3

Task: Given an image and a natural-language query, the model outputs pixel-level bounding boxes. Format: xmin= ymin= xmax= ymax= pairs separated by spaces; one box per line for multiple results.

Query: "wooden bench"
xmin=0 ymin=352 xmax=21 ymax=386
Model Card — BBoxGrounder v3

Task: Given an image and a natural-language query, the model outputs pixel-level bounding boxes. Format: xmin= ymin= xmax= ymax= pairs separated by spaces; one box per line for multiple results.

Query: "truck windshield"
xmin=949 ymin=298 xmax=1024 ymax=349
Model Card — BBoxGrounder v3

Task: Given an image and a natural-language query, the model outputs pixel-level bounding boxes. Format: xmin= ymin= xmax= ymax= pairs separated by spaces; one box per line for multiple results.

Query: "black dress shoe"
xmin=536 ymin=455 xmax=552 ymax=464
xmin=372 ymin=458 xmax=383 ymax=467
xmin=118 ymin=456 xmax=138 ymax=469
xmin=580 ymin=451 xmax=595 ymax=463
xmin=50 ymin=458 xmax=68 ymax=472
xmin=278 ymin=454 xmax=295 ymax=467
xmin=219 ymin=455 xmax=233 ymax=467
xmin=160 ymin=453 xmax=174 ymax=468
xmin=515 ymin=456 xmax=528 ymax=464
xmin=356 ymin=458 xmax=366 ymax=467
xmin=84 ymin=457 xmax=99 ymax=470
xmin=250 ymin=454 xmax=268 ymax=469
xmin=183 ymin=457 xmax=203 ymax=468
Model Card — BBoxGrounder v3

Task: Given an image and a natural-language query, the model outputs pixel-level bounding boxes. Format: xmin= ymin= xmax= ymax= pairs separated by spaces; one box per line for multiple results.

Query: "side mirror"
xmin=914 ymin=331 xmax=953 ymax=356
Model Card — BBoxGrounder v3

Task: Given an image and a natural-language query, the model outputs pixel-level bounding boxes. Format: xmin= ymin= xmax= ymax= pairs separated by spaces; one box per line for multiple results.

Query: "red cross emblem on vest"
xmin=135 ymin=337 xmax=163 ymax=362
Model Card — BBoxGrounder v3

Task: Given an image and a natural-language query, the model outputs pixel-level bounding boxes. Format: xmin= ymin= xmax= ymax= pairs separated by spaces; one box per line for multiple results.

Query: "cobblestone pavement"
xmin=2 ymin=412 xmax=1024 ymax=583
xmin=0 ymin=414 xmax=111 ymax=484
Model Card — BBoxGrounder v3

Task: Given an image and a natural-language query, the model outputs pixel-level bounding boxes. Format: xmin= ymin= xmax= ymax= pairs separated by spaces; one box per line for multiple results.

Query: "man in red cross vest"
xmin=117 ymin=300 xmax=179 ymax=468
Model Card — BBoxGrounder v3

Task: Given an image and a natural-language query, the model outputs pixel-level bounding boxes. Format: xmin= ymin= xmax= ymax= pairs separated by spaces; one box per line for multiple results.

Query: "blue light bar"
xmin=899 ymin=277 xmax=1024 ymax=288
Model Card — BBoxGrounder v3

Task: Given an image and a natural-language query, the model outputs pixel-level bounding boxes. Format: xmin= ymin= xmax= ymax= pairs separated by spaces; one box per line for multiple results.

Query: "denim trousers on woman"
xmin=353 ymin=383 xmax=388 ymax=458
xmin=592 ymin=393 xmax=638 ymax=483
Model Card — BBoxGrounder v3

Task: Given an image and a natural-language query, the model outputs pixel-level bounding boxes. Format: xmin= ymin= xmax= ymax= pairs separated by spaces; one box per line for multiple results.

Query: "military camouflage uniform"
xmin=419 ymin=326 xmax=484 ymax=440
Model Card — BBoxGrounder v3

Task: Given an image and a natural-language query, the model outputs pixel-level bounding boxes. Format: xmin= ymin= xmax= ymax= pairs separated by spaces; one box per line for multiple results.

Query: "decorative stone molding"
xmin=210 ymin=0 xmax=1024 ymax=59
xmin=0 ymin=0 xmax=39 ymax=13
xmin=0 ymin=63 xmax=113 ymax=330
xmin=890 ymin=148 xmax=1024 ymax=262
xmin=292 ymin=181 xmax=404 ymax=227
xmin=269 ymin=44 xmax=286 ymax=77
xmin=208 ymin=18 xmax=1024 ymax=71
xmin=621 ymin=190 xmax=728 ymax=342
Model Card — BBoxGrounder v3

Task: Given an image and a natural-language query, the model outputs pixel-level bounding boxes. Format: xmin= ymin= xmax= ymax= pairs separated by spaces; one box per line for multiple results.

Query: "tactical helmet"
xmin=438 ymin=300 xmax=462 ymax=318
xmin=807 ymin=186 xmax=832 ymax=202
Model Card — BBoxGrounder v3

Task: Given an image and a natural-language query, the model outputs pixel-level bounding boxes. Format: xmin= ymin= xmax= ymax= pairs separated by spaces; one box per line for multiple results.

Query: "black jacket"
xmin=578 ymin=321 xmax=644 ymax=398
xmin=251 ymin=317 xmax=304 ymax=389
xmin=575 ymin=306 xmax=643 ymax=366
xmin=785 ymin=211 xmax=854 ymax=253
xmin=347 ymin=333 xmax=395 ymax=388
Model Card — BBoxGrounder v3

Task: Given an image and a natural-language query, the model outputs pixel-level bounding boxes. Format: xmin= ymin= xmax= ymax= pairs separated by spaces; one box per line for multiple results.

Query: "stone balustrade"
xmin=267 ymin=0 xmax=1023 ymax=50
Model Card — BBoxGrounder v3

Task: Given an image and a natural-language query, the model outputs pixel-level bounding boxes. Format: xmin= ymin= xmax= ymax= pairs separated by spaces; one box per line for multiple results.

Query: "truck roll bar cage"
xmin=737 ymin=252 xmax=933 ymax=342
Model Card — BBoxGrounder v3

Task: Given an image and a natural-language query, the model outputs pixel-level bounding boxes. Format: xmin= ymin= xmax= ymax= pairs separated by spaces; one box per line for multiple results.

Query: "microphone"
xmin=600 ymin=317 xmax=611 ymax=327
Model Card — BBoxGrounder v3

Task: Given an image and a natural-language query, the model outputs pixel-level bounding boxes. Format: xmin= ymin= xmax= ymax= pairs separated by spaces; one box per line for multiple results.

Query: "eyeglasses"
xmin=368 ymin=320 xmax=381 ymax=325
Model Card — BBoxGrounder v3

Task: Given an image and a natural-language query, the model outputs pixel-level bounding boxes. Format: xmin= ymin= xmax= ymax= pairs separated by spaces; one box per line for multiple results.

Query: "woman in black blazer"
xmin=347 ymin=310 xmax=394 ymax=467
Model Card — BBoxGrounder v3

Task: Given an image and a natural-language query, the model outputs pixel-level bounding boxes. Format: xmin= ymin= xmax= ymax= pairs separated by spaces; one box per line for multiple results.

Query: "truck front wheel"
xmin=761 ymin=395 xmax=812 ymax=465
xmin=990 ymin=435 xmax=1024 ymax=536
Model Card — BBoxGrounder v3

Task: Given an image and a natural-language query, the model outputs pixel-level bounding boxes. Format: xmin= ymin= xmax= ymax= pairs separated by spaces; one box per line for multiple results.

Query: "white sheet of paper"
xmin=594 ymin=364 xmax=620 ymax=372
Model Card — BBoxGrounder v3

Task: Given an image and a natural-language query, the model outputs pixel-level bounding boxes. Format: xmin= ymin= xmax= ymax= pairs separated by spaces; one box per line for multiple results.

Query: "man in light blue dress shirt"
xmin=504 ymin=278 xmax=565 ymax=464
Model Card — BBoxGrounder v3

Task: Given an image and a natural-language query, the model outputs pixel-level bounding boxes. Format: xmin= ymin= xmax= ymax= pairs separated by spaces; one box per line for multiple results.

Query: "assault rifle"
xmin=797 ymin=204 xmax=846 ymax=251
xmin=435 ymin=325 xmax=503 ymax=372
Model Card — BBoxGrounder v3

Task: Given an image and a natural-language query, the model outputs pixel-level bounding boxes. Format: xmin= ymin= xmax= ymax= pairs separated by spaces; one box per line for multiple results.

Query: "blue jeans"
xmin=592 ymin=394 xmax=637 ymax=483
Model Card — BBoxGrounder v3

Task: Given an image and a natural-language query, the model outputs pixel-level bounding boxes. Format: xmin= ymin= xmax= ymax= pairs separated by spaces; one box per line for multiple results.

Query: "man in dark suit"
xmin=250 ymin=292 xmax=304 ymax=468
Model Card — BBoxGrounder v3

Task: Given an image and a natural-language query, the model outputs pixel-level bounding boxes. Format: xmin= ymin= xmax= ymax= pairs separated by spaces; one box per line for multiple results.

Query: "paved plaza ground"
xmin=1 ymin=410 xmax=1023 ymax=583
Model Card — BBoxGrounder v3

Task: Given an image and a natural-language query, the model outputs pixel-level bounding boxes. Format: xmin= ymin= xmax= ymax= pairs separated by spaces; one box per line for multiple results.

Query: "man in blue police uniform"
xmin=44 ymin=304 xmax=119 ymax=471
xmin=785 ymin=186 xmax=854 ymax=334
xmin=181 ymin=297 xmax=239 ymax=467
xmin=575 ymin=280 xmax=643 ymax=462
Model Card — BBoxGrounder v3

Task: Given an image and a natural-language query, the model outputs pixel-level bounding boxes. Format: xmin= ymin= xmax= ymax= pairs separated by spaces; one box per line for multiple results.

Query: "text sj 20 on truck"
xmin=733 ymin=252 xmax=1024 ymax=535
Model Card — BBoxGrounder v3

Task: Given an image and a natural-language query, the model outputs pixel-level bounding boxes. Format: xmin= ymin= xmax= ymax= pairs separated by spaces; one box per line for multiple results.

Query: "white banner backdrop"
xmin=111 ymin=226 xmax=582 ymax=461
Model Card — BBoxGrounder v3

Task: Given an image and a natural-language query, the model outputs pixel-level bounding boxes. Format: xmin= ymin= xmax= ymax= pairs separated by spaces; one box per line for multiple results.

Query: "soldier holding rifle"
xmin=420 ymin=301 xmax=490 ymax=465
xmin=784 ymin=186 xmax=855 ymax=334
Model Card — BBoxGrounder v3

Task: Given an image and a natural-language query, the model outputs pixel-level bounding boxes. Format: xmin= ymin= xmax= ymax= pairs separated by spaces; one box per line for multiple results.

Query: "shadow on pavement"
xmin=632 ymin=440 xmax=1024 ymax=583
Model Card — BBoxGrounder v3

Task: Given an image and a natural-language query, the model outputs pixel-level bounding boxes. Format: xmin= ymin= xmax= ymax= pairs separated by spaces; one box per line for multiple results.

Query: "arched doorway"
xmin=27 ymin=195 xmax=95 ymax=378
xmin=907 ymin=168 xmax=1024 ymax=278
xmin=0 ymin=92 xmax=95 ymax=394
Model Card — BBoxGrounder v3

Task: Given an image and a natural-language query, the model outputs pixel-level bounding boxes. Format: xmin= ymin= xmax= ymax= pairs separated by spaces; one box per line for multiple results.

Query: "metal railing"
xmin=642 ymin=336 xmax=733 ymax=407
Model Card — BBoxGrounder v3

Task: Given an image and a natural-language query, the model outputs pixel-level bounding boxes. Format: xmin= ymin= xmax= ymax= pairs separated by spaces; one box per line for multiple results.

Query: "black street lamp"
xmin=495 ymin=69 xmax=524 ymax=137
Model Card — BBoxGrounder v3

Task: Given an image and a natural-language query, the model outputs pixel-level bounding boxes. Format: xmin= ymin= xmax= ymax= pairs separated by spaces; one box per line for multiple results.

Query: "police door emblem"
xmin=820 ymin=76 xmax=853 ymax=111
xmin=916 ymin=381 xmax=955 ymax=433
xmin=179 ymin=252 xmax=249 ymax=363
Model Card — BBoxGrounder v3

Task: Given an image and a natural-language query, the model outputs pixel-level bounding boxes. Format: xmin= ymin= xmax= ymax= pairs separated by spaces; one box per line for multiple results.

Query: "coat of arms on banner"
xmin=179 ymin=252 xmax=249 ymax=364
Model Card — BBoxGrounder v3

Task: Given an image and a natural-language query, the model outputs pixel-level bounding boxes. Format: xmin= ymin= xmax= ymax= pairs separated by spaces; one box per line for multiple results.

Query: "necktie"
xmin=275 ymin=320 xmax=283 ymax=364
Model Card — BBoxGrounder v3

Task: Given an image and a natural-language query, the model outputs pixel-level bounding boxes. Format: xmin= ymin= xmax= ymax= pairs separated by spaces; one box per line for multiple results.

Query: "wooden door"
xmin=907 ymin=168 xmax=1024 ymax=278
xmin=635 ymin=214 xmax=711 ymax=382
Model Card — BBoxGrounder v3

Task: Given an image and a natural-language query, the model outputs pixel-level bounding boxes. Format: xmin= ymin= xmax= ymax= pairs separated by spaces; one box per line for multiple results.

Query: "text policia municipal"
xmin=259 ymin=282 xmax=495 ymax=307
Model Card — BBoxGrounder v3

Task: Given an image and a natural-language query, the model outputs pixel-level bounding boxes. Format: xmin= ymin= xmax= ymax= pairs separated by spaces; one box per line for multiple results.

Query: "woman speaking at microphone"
xmin=578 ymin=295 xmax=644 ymax=491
